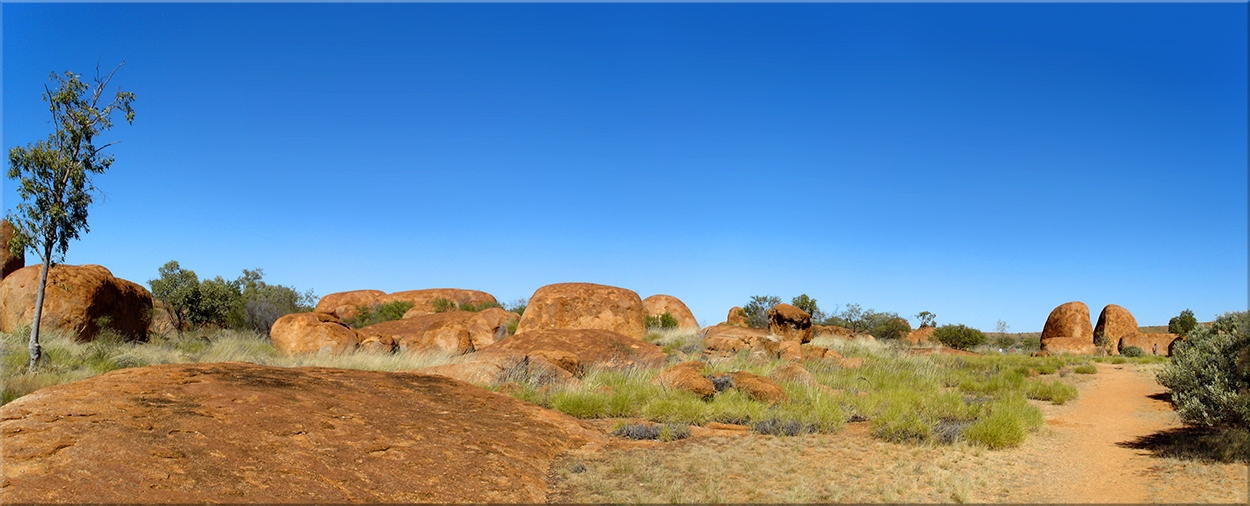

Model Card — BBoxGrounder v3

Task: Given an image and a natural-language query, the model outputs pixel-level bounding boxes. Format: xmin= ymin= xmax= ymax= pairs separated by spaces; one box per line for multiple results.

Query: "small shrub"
xmin=430 ymin=298 xmax=457 ymax=313
xmin=1121 ymin=345 xmax=1144 ymax=357
xmin=645 ymin=312 xmax=679 ymax=329
xmin=1109 ymin=356 xmax=1128 ymax=364
xmin=611 ymin=422 xmax=690 ymax=442
xmin=458 ymin=301 xmax=504 ymax=312
xmin=753 ymin=419 xmax=816 ymax=436
xmin=1025 ymin=380 xmax=1078 ymax=404
xmin=931 ymin=324 xmax=987 ymax=351
xmin=1158 ymin=311 xmax=1250 ymax=427
xmin=1074 ymin=364 xmax=1097 ymax=374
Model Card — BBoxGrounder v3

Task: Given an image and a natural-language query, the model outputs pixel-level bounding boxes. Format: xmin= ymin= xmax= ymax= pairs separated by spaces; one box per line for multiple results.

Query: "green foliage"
xmin=149 ymin=261 xmax=315 ymax=333
xmin=505 ymin=298 xmax=527 ymax=317
xmin=1074 ymin=364 xmax=1097 ymax=374
xmin=790 ymin=294 xmax=825 ymax=322
xmin=1169 ymin=309 xmax=1199 ymax=337
xmin=646 ymin=312 xmax=679 ymax=329
xmin=6 ymin=63 xmax=136 ymax=371
xmin=871 ymin=316 xmax=911 ymax=340
xmin=963 ymin=394 xmax=1042 ymax=449
xmin=1024 ymin=380 xmax=1078 ymax=404
xmin=1093 ymin=329 xmax=1109 ymax=349
xmin=915 ymin=311 xmax=937 ymax=328
xmin=348 ymin=301 xmax=415 ymax=328
xmin=1157 ymin=311 xmax=1250 ymax=427
xmin=742 ymin=295 xmax=781 ymax=328
xmin=457 ymin=300 xmax=504 ymax=312
xmin=1121 ymin=345 xmax=1145 ymax=358
xmin=931 ymin=324 xmax=987 ymax=350
xmin=430 ymin=297 xmax=457 ymax=313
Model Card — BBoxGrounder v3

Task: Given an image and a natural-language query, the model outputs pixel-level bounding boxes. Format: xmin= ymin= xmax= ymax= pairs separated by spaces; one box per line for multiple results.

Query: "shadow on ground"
xmin=1119 ymin=425 xmax=1250 ymax=464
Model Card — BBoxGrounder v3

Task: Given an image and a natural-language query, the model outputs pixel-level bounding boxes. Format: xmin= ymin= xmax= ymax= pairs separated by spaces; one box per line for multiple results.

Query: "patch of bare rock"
xmin=0 ymin=362 xmax=603 ymax=503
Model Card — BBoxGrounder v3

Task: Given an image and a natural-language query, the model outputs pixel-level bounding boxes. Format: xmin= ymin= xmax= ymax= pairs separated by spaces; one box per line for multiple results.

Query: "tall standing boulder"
xmin=270 ymin=312 xmax=360 ymax=355
xmin=767 ymin=303 xmax=812 ymax=343
xmin=725 ymin=306 xmax=747 ymax=326
xmin=642 ymin=294 xmax=699 ymax=330
xmin=0 ymin=264 xmax=152 ymax=342
xmin=382 ymin=288 xmax=498 ymax=316
xmin=1094 ymin=304 xmax=1138 ymax=355
xmin=1 ymin=219 xmax=24 ymax=281
xmin=314 ymin=289 xmax=385 ymax=321
xmin=1040 ymin=301 xmax=1095 ymax=355
xmin=515 ymin=283 xmax=646 ymax=340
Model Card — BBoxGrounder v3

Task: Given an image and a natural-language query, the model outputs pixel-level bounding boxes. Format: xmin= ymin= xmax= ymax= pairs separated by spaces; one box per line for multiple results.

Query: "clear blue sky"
xmin=4 ymin=3 xmax=1246 ymax=332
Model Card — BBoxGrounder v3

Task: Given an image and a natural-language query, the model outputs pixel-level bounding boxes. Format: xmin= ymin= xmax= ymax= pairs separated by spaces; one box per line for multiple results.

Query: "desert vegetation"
xmin=149 ymin=260 xmax=316 ymax=334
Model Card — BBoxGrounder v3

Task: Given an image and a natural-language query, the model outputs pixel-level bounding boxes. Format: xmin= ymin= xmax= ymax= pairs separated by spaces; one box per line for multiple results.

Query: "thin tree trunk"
xmin=26 ymin=240 xmax=54 ymax=373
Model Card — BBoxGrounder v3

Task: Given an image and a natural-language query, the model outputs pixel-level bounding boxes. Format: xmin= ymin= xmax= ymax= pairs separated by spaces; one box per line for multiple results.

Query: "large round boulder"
xmin=1094 ymin=304 xmax=1139 ymax=355
xmin=482 ymin=328 xmax=666 ymax=368
xmin=767 ymin=303 xmax=812 ymax=343
xmin=642 ymin=294 xmax=699 ymax=330
xmin=270 ymin=312 xmax=360 ymax=355
xmin=1 ymin=219 xmax=24 ymax=281
xmin=0 ymin=362 xmax=603 ymax=503
xmin=358 ymin=310 xmax=508 ymax=355
xmin=381 ymin=288 xmax=498 ymax=317
xmin=314 ymin=289 xmax=385 ymax=320
xmin=701 ymin=324 xmax=770 ymax=353
xmin=515 ymin=283 xmax=646 ymax=340
xmin=904 ymin=326 xmax=935 ymax=345
xmin=0 ymin=264 xmax=151 ymax=341
xmin=1041 ymin=301 xmax=1094 ymax=354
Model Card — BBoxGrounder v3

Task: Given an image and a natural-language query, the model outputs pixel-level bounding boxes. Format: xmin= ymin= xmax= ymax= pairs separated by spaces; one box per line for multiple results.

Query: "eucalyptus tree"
xmin=6 ymin=63 xmax=135 ymax=372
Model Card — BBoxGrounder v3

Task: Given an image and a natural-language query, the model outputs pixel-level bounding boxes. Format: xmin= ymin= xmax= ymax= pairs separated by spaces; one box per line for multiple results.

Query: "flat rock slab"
xmin=1 ymin=362 xmax=603 ymax=503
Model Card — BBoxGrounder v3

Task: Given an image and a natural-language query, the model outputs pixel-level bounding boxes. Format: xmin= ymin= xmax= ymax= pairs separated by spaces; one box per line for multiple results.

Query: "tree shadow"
xmin=1146 ymin=391 xmax=1172 ymax=404
xmin=1118 ymin=425 xmax=1250 ymax=464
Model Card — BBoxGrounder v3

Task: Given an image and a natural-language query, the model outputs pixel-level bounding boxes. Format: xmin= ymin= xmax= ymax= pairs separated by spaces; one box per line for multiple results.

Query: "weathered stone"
xmin=0 ymin=219 xmax=24 ymax=281
xmin=731 ymin=371 xmax=789 ymax=405
xmin=270 ymin=312 xmax=360 ymax=355
xmin=0 ymin=264 xmax=152 ymax=341
xmin=726 ymin=306 xmax=747 ymax=326
xmin=1119 ymin=332 xmax=1181 ymax=357
xmin=904 ymin=326 xmax=935 ymax=345
xmin=1094 ymin=304 xmax=1139 ymax=355
xmin=813 ymin=325 xmax=854 ymax=340
xmin=516 ymin=283 xmax=646 ymax=340
xmin=484 ymin=328 xmax=666 ymax=369
xmin=770 ymin=362 xmax=817 ymax=386
xmin=702 ymin=324 xmax=770 ymax=353
xmin=652 ymin=361 xmax=714 ymax=398
xmin=777 ymin=340 xmax=803 ymax=362
xmin=767 ymin=303 xmax=812 ymax=343
xmin=313 ymin=289 xmax=385 ymax=320
xmin=0 ymin=362 xmax=602 ymax=503
xmin=382 ymin=288 xmax=498 ymax=317
xmin=642 ymin=294 xmax=700 ymax=330
xmin=358 ymin=311 xmax=479 ymax=355
xmin=1041 ymin=301 xmax=1094 ymax=354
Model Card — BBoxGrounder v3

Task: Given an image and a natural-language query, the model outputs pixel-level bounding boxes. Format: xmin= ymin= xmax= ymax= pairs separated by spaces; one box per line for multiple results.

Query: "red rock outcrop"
xmin=382 ymin=288 xmax=499 ymax=317
xmin=904 ymin=326 xmax=935 ymax=345
xmin=483 ymin=328 xmax=665 ymax=368
xmin=652 ymin=361 xmax=714 ymax=398
xmin=1 ymin=219 xmax=24 ymax=281
xmin=0 ymin=362 xmax=603 ymax=503
xmin=270 ymin=312 xmax=360 ymax=355
xmin=314 ymin=289 xmax=385 ymax=320
xmin=813 ymin=324 xmax=856 ymax=340
xmin=726 ymin=306 xmax=747 ymax=326
xmin=515 ymin=283 xmax=646 ymax=340
xmin=1119 ymin=332 xmax=1181 ymax=357
xmin=0 ymin=264 xmax=152 ymax=341
xmin=642 ymin=294 xmax=700 ymax=330
xmin=1094 ymin=304 xmax=1138 ymax=355
xmin=702 ymin=324 xmax=770 ymax=353
xmin=1040 ymin=301 xmax=1095 ymax=355
xmin=730 ymin=371 xmax=789 ymax=405
xmin=767 ymin=303 xmax=813 ymax=343
xmin=358 ymin=311 xmax=477 ymax=355
xmin=770 ymin=362 xmax=817 ymax=386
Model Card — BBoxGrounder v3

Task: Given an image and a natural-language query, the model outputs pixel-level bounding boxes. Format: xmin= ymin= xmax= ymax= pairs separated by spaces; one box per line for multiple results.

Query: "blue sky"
xmin=3 ymin=3 xmax=1246 ymax=332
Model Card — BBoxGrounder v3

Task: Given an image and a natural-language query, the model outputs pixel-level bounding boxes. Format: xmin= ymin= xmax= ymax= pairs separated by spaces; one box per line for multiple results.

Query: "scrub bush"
xmin=1157 ymin=311 xmax=1250 ymax=427
xmin=1121 ymin=346 xmax=1145 ymax=358
xmin=931 ymin=324 xmax=987 ymax=350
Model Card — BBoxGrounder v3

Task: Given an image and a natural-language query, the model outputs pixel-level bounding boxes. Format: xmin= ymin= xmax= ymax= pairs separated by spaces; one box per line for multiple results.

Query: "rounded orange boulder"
xmin=0 ymin=264 xmax=151 ymax=341
xmin=515 ymin=282 xmax=646 ymax=340
xmin=642 ymin=294 xmax=699 ymax=330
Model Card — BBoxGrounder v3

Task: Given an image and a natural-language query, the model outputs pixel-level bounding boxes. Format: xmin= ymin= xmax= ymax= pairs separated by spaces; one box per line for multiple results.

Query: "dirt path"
xmin=1008 ymin=362 xmax=1247 ymax=503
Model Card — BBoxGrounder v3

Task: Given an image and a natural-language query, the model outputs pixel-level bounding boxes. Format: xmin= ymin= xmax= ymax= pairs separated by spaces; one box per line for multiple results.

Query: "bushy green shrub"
xmin=645 ymin=312 xmax=679 ymax=329
xmin=149 ymin=262 xmax=314 ymax=333
xmin=1121 ymin=345 xmax=1145 ymax=357
xmin=1157 ymin=311 xmax=1250 ymax=427
xmin=1074 ymin=364 xmax=1097 ymax=374
xmin=430 ymin=297 xmax=457 ymax=313
xmin=1169 ymin=309 xmax=1199 ymax=337
xmin=348 ymin=301 xmax=415 ymax=328
xmin=932 ymin=324 xmax=987 ymax=350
